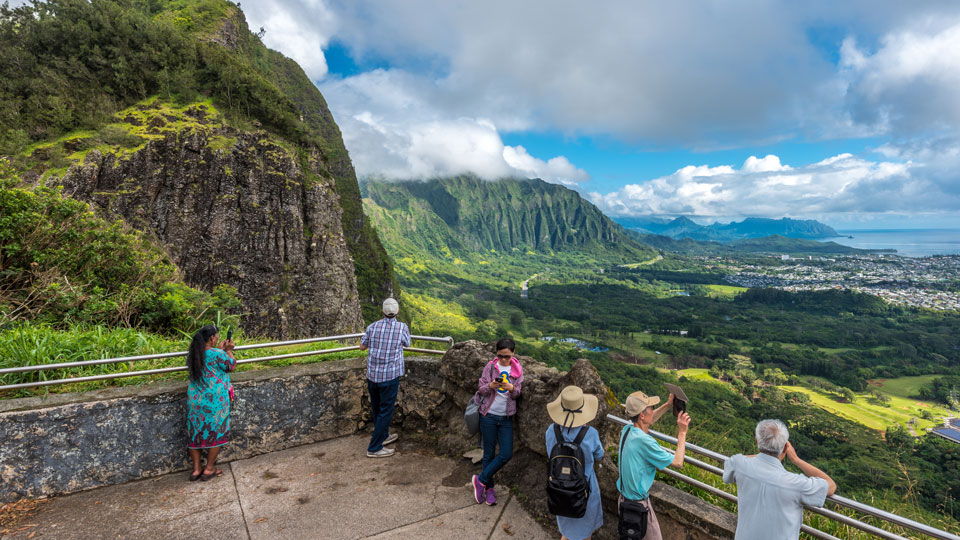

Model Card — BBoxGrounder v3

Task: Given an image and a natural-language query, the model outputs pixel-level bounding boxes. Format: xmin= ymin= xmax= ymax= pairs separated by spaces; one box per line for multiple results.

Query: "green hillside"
xmin=364 ymin=175 xmax=655 ymax=257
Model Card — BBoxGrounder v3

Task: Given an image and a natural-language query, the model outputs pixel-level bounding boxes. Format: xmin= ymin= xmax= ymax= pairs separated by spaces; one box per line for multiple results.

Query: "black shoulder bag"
xmin=617 ymin=428 xmax=648 ymax=540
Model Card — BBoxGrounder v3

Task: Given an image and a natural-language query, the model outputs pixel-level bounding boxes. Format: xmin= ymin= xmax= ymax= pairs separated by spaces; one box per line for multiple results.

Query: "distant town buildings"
xmin=719 ymin=255 xmax=960 ymax=311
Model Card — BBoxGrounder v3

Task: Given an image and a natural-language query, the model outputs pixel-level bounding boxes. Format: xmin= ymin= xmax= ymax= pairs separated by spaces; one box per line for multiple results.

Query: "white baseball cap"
xmin=382 ymin=298 xmax=399 ymax=316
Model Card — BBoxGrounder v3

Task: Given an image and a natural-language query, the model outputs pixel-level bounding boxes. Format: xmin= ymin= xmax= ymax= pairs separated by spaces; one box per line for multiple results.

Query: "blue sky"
xmin=243 ymin=1 xmax=960 ymax=229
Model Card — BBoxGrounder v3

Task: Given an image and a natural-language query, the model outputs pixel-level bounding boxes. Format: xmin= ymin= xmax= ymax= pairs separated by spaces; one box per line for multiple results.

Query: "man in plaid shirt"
xmin=360 ymin=298 xmax=411 ymax=457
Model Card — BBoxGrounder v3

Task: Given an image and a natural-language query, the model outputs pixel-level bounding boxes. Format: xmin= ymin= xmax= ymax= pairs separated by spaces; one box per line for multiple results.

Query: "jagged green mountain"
xmin=616 ymin=216 xmax=838 ymax=241
xmin=0 ymin=0 xmax=397 ymax=331
xmin=363 ymin=176 xmax=655 ymax=259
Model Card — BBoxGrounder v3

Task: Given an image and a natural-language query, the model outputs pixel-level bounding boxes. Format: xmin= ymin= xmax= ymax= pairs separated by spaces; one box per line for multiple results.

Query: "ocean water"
xmin=825 ymin=229 xmax=960 ymax=257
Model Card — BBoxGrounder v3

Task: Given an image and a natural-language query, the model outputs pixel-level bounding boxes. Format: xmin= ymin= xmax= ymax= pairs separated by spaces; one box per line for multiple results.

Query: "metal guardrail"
xmin=0 ymin=334 xmax=454 ymax=392
xmin=606 ymin=414 xmax=960 ymax=540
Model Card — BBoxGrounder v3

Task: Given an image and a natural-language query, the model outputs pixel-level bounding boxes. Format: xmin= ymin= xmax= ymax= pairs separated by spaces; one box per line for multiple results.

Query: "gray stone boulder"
xmin=434 ymin=340 xmax=626 ymax=537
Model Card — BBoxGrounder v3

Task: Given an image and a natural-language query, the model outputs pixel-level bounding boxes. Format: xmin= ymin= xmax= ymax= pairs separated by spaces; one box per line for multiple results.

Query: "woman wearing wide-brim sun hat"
xmin=545 ymin=385 xmax=604 ymax=540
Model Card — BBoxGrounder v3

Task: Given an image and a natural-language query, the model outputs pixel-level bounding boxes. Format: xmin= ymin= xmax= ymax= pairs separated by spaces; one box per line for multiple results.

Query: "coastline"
xmin=819 ymin=229 xmax=960 ymax=257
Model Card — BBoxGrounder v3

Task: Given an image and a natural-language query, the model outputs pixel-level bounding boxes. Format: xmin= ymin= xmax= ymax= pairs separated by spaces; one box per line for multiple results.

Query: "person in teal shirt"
xmin=617 ymin=390 xmax=691 ymax=540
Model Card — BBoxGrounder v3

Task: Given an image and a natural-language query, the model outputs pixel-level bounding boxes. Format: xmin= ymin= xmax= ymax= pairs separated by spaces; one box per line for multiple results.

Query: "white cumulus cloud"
xmin=242 ymin=0 xmax=337 ymax=81
xmin=588 ymin=153 xmax=958 ymax=220
xmin=321 ymin=69 xmax=587 ymax=183
xmin=841 ymin=20 xmax=960 ymax=135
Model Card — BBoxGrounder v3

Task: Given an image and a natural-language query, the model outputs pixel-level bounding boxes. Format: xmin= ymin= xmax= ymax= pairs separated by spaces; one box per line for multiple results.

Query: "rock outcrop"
xmin=53 ymin=101 xmax=364 ymax=337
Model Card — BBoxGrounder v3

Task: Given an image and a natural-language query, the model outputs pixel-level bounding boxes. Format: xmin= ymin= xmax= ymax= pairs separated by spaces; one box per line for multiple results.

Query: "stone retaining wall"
xmin=0 ymin=357 xmax=445 ymax=502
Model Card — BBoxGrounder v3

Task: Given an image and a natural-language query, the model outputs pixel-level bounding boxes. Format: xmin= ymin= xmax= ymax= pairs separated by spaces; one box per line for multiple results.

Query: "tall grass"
xmin=0 ymin=323 xmax=368 ymax=399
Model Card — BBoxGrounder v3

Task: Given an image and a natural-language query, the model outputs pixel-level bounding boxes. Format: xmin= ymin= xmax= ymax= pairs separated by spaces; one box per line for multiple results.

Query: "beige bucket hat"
xmin=547 ymin=386 xmax=599 ymax=428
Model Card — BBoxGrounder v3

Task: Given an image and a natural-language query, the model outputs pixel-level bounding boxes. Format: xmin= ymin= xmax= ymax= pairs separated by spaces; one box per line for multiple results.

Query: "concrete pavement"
xmin=1 ymin=435 xmax=551 ymax=540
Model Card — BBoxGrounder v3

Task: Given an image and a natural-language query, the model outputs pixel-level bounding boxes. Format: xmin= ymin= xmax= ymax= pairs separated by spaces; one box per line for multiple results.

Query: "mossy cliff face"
xmin=1 ymin=0 xmax=398 ymax=327
xmin=37 ymin=100 xmax=363 ymax=337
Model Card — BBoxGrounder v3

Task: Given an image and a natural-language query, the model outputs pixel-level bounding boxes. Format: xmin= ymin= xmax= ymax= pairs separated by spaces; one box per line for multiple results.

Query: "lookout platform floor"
xmin=1 ymin=435 xmax=550 ymax=540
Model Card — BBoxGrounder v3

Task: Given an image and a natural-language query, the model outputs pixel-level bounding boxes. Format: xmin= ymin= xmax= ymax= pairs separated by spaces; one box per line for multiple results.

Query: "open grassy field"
xmin=598 ymin=331 xmax=689 ymax=363
xmin=779 ymin=383 xmax=951 ymax=432
xmin=675 ymin=368 xmax=718 ymax=382
xmin=652 ymin=368 xmax=950 ymax=434
xmin=704 ymin=284 xmax=747 ymax=298
xmin=619 ymin=254 xmax=663 ymax=269
xmin=868 ymin=375 xmax=940 ymax=400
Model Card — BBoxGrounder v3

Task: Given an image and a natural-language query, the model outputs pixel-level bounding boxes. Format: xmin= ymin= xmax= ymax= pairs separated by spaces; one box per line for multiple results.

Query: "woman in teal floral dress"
xmin=186 ymin=325 xmax=236 ymax=481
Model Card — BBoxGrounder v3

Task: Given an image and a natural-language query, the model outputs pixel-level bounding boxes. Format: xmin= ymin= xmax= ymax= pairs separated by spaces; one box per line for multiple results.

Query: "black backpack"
xmin=546 ymin=424 xmax=590 ymax=518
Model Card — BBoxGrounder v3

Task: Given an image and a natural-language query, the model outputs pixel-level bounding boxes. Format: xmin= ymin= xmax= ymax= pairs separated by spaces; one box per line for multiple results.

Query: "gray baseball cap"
xmin=382 ymin=298 xmax=399 ymax=316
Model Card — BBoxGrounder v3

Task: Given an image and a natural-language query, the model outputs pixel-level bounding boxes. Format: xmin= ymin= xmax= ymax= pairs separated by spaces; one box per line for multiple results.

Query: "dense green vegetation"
xmin=0 ymin=0 xmax=396 ymax=322
xmin=919 ymin=375 xmax=960 ymax=407
xmin=0 ymin=158 xmax=239 ymax=333
xmin=503 ymin=283 xmax=960 ymax=390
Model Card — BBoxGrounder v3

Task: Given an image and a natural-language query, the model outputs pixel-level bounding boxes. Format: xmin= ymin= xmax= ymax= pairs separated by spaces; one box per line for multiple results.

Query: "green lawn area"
xmin=705 ymin=284 xmax=747 ymax=298
xmin=676 ymin=368 xmax=717 ymax=382
xmin=619 ymin=254 xmax=663 ymax=269
xmin=779 ymin=383 xmax=951 ymax=433
xmin=868 ymin=375 xmax=939 ymax=400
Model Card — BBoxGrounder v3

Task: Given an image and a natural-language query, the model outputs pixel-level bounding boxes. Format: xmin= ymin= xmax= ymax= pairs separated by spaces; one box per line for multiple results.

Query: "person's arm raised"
xmin=652 ymin=394 xmax=675 ymax=423
xmin=784 ymin=442 xmax=837 ymax=496
xmin=670 ymin=412 xmax=690 ymax=468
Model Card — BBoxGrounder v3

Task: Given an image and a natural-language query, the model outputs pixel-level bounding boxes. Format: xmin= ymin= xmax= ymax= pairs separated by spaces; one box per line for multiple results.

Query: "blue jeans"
xmin=367 ymin=377 xmax=399 ymax=452
xmin=478 ymin=413 xmax=513 ymax=488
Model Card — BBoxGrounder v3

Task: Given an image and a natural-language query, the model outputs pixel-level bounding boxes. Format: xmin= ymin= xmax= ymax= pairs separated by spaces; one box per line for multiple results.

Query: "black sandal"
xmin=200 ymin=468 xmax=223 ymax=481
xmin=188 ymin=471 xmax=202 ymax=482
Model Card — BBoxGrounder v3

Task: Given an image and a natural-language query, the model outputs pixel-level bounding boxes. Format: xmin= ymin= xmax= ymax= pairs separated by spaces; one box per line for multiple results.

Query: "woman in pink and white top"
xmin=471 ymin=337 xmax=523 ymax=506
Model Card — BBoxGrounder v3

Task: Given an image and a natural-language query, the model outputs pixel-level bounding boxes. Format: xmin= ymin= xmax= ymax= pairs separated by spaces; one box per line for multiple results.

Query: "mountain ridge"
xmin=616 ymin=216 xmax=838 ymax=241
xmin=363 ymin=175 xmax=656 ymax=259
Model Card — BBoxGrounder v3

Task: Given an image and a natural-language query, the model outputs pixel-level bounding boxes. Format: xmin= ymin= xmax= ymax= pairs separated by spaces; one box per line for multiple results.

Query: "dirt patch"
xmin=610 ymin=352 xmax=646 ymax=365
xmin=265 ymin=486 xmax=289 ymax=495
xmin=297 ymin=496 xmax=311 ymax=505
xmin=385 ymin=466 xmax=433 ymax=486
xmin=313 ymin=452 xmax=326 ymax=459
xmin=262 ymin=471 xmax=279 ymax=480
xmin=440 ymin=459 xmax=475 ymax=488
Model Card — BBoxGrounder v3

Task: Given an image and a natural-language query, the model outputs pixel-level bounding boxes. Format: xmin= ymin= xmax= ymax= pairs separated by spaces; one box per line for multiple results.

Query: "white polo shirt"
xmin=722 ymin=453 xmax=829 ymax=540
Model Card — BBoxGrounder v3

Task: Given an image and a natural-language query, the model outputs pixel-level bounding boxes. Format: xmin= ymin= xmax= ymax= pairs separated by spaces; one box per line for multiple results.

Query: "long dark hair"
xmin=187 ymin=325 xmax=218 ymax=384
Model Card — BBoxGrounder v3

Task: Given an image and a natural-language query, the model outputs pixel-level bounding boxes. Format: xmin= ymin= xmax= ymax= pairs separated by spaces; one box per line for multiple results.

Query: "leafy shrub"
xmin=0 ymin=166 xmax=239 ymax=333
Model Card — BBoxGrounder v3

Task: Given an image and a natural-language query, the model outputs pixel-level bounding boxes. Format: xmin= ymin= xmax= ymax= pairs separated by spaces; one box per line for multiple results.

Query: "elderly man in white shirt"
xmin=722 ymin=419 xmax=837 ymax=540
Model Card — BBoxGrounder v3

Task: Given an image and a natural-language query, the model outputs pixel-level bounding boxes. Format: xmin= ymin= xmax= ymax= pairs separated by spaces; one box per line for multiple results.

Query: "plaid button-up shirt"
xmin=361 ymin=317 xmax=411 ymax=383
